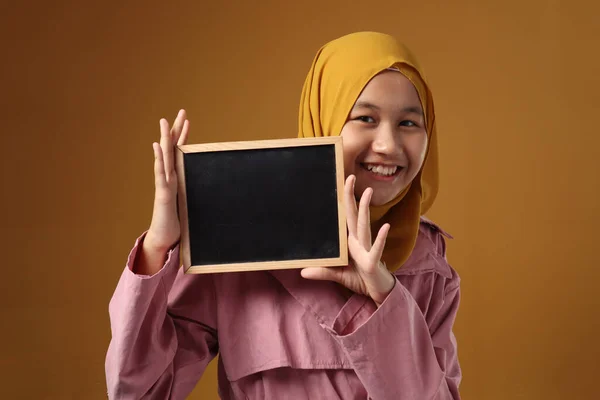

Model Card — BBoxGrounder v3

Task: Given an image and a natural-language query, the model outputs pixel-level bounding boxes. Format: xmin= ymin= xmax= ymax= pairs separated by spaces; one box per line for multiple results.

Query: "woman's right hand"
xmin=136 ymin=109 xmax=189 ymax=275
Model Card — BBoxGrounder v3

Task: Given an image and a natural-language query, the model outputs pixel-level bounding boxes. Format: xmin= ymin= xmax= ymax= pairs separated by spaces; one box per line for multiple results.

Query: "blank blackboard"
xmin=175 ymin=137 xmax=347 ymax=274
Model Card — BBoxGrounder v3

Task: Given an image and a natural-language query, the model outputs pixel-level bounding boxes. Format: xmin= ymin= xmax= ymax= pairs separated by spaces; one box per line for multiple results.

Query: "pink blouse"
xmin=105 ymin=217 xmax=461 ymax=399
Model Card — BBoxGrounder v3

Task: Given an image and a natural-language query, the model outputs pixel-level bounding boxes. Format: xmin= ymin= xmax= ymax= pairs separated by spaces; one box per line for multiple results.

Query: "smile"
xmin=361 ymin=163 xmax=402 ymax=177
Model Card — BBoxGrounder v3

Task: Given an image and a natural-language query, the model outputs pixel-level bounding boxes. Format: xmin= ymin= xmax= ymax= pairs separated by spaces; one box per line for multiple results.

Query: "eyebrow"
xmin=353 ymin=100 xmax=424 ymax=116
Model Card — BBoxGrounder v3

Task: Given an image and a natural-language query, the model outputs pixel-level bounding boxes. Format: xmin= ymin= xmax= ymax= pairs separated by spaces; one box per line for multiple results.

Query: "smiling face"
xmin=340 ymin=70 xmax=429 ymax=206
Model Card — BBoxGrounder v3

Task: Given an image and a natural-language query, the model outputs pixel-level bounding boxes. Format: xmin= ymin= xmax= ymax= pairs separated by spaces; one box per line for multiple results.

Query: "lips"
xmin=361 ymin=163 xmax=402 ymax=177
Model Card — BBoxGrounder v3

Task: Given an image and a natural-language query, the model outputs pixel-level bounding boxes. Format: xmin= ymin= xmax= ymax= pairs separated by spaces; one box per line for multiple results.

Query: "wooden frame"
xmin=175 ymin=136 xmax=348 ymax=274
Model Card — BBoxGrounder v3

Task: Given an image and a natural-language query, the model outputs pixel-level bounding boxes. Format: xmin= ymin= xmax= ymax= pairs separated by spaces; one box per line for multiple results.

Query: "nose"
xmin=371 ymin=123 xmax=400 ymax=155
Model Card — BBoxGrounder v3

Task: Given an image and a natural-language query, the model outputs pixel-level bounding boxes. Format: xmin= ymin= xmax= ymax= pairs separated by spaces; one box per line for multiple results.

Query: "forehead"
xmin=355 ymin=71 xmax=421 ymax=106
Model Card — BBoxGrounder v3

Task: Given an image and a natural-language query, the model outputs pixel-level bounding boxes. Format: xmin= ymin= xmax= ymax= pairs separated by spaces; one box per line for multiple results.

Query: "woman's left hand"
xmin=301 ymin=175 xmax=396 ymax=306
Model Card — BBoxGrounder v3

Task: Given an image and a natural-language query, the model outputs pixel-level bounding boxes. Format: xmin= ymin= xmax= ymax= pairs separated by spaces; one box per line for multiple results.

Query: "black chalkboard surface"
xmin=175 ymin=137 xmax=347 ymax=273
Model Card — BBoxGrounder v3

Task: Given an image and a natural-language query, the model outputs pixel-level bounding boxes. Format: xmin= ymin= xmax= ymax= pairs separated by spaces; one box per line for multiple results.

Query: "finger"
xmin=371 ymin=223 xmax=390 ymax=262
xmin=346 ymin=233 xmax=362 ymax=265
xmin=171 ymin=109 xmax=187 ymax=143
xmin=300 ymin=267 xmax=343 ymax=283
xmin=153 ymin=142 xmax=167 ymax=189
xmin=171 ymin=109 xmax=184 ymax=134
xmin=344 ymin=175 xmax=358 ymax=238
xmin=357 ymin=187 xmax=372 ymax=250
xmin=177 ymin=119 xmax=190 ymax=146
xmin=159 ymin=118 xmax=173 ymax=181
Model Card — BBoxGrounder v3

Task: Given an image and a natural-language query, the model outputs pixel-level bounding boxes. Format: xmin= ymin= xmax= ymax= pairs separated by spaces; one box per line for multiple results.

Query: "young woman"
xmin=106 ymin=31 xmax=461 ymax=399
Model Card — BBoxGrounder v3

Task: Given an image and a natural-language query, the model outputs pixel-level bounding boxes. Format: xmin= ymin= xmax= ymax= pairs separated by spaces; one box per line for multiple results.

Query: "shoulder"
xmin=419 ymin=215 xmax=453 ymax=241
xmin=395 ymin=216 xmax=459 ymax=284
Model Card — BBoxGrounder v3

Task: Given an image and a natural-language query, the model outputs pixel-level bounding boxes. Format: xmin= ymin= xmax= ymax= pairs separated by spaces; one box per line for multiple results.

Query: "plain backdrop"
xmin=1 ymin=0 xmax=598 ymax=399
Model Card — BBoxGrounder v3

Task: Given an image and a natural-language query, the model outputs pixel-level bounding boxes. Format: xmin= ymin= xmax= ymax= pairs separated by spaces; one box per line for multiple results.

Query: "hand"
xmin=301 ymin=175 xmax=396 ymax=306
xmin=145 ymin=109 xmax=190 ymax=254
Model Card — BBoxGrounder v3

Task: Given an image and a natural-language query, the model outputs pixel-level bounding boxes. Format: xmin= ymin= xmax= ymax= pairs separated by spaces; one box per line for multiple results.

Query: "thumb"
xmin=300 ymin=266 xmax=343 ymax=282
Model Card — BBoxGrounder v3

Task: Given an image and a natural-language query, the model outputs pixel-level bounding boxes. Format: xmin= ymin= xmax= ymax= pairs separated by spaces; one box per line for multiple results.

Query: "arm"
xmin=300 ymin=175 xmax=460 ymax=398
xmin=105 ymin=233 xmax=218 ymax=400
xmin=323 ymin=271 xmax=460 ymax=400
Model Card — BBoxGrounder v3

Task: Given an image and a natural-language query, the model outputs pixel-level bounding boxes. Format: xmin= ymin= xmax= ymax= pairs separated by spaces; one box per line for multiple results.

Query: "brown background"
xmin=1 ymin=0 xmax=598 ymax=399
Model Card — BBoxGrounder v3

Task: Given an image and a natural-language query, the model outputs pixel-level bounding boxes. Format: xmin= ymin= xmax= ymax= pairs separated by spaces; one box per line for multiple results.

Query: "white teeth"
xmin=365 ymin=164 xmax=397 ymax=176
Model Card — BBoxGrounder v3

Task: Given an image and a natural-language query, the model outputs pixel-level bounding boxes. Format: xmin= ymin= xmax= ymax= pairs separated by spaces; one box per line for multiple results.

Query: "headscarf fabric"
xmin=298 ymin=31 xmax=439 ymax=272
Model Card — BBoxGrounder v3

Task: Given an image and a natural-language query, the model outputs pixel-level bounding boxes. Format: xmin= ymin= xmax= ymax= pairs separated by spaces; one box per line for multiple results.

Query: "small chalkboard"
xmin=175 ymin=137 xmax=348 ymax=274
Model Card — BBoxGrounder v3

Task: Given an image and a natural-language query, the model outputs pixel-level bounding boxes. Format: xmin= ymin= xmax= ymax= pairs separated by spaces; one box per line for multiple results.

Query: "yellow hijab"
xmin=298 ymin=32 xmax=439 ymax=272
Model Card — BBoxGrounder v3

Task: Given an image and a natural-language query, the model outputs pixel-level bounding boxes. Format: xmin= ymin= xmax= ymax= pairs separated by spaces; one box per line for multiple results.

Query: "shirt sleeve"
xmin=105 ymin=233 xmax=218 ymax=400
xmin=324 ymin=273 xmax=461 ymax=400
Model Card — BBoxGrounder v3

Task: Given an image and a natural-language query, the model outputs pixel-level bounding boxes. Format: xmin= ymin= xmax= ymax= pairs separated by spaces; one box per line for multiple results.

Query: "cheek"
xmin=408 ymin=134 xmax=428 ymax=168
xmin=342 ymin=146 xmax=358 ymax=176
xmin=340 ymin=129 xmax=364 ymax=172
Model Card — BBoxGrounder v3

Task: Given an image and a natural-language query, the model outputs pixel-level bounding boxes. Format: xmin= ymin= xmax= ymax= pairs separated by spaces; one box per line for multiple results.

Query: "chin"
xmin=371 ymin=184 xmax=409 ymax=206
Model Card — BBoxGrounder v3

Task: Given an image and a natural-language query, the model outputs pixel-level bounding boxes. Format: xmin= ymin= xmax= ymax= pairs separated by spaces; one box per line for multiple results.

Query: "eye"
xmin=399 ymin=120 xmax=418 ymax=127
xmin=356 ymin=116 xmax=375 ymax=123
